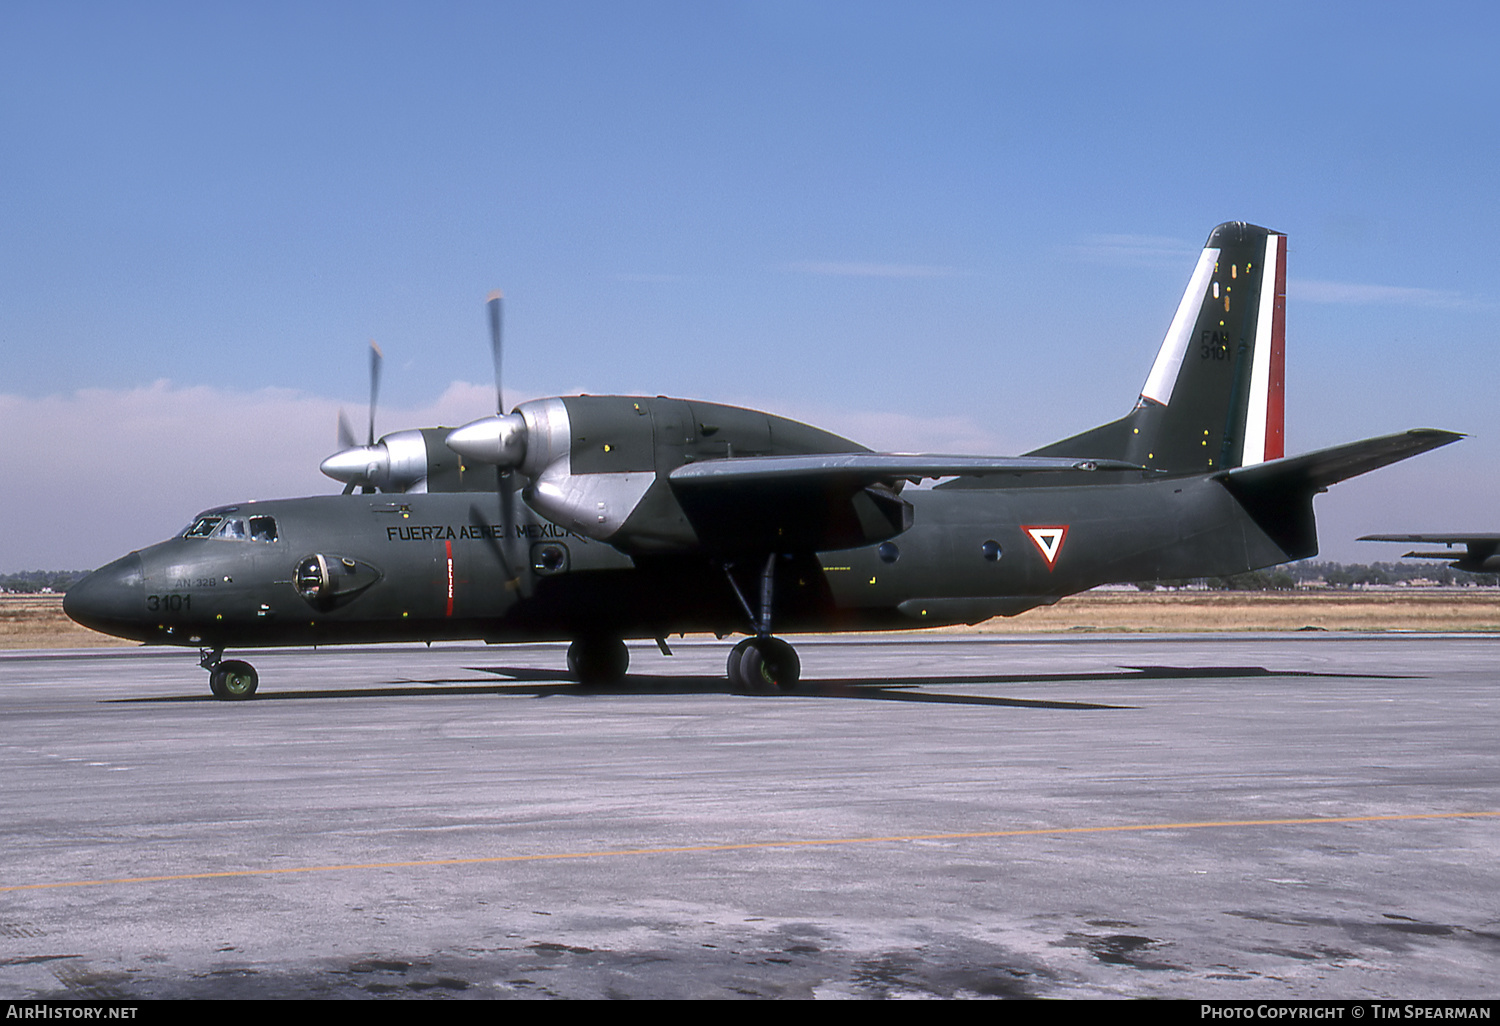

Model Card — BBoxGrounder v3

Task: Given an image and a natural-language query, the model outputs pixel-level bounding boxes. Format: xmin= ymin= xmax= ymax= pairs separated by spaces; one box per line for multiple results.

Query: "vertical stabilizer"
xmin=1030 ymin=221 xmax=1286 ymax=474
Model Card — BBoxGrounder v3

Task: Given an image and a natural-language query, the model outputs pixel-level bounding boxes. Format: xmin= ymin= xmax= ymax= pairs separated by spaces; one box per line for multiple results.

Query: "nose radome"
xmin=63 ymin=551 xmax=144 ymax=636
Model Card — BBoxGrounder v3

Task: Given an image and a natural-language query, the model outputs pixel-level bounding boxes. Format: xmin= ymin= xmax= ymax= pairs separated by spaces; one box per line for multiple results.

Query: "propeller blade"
xmin=483 ymin=291 xmax=529 ymax=595
xmin=487 ymin=290 xmax=504 ymax=414
xmin=336 ymin=409 xmax=357 ymax=452
xmin=367 ymin=340 xmax=383 ymax=446
xmin=499 ymin=472 xmax=532 ymax=598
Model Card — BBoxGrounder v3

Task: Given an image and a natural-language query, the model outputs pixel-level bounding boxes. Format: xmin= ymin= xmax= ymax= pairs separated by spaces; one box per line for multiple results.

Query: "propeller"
xmin=476 ymin=291 xmax=531 ymax=596
xmin=488 ymin=290 xmax=504 ymax=414
xmin=321 ymin=340 xmax=391 ymax=493
xmin=367 ymin=339 xmax=383 ymax=446
xmin=448 ymin=294 xmax=528 ymax=467
xmin=336 ymin=409 xmax=357 ymax=452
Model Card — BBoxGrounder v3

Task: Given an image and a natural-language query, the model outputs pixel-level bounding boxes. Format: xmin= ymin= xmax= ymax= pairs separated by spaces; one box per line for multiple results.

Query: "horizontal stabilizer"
xmin=1359 ymin=532 xmax=1500 ymax=571
xmin=1214 ymin=429 xmax=1463 ymax=562
xmin=1358 ymin=533 xmax=1500 ymax=545
xmin=1216 ymin=429 xmax=1462 ymax=493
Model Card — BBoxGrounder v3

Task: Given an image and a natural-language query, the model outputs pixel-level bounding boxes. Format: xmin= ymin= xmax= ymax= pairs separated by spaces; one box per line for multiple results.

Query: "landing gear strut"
xmin=201 ymin=647 xmax=259 ymax=701
xmin=723 ymin=556 xmax=802 ymax=693
xmin=567 ymin=636 xmax=629 ymax=686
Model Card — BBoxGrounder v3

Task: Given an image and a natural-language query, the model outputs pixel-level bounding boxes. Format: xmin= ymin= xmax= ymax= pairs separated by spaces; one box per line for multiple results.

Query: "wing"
xmin=668 ymin=452 xmax=1141 ymax=553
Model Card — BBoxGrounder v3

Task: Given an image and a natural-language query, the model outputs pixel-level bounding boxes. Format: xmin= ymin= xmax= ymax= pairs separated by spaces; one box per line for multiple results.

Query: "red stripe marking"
xmin=445 ymin=539 xmax=454 ymax=617
xmin=1266 ymin=235 xmax=1287 ymax=460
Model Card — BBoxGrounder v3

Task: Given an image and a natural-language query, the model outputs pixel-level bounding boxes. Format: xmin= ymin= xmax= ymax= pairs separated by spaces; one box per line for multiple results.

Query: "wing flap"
xmin=670 ymin=453 xmax=1141 ymax=486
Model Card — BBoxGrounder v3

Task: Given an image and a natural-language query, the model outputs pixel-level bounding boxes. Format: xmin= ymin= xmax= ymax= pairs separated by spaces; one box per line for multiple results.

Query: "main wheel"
xmin=726 ymin=637 xmax=758 ymax=692
xmin=210 ymin=659 xmax=259 ymax=701
xmin=732 ymin=637 xmax=800 ymax=692
xmin=567 ymin=637 xmax=629 ymax=686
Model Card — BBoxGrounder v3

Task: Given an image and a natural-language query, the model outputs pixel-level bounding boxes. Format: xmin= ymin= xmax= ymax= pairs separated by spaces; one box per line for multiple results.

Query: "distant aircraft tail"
xmin=1029 ymin=221 xmax=1287 ymax=474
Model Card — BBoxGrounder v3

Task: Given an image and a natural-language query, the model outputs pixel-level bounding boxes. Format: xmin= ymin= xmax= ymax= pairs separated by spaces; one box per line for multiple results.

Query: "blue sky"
xmin=3 ymin=1 xmax=1497 ymax=571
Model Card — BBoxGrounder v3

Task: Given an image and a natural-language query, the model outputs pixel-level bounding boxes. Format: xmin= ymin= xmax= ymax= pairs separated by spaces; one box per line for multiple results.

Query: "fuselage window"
xmin=184 ymin=516 xmax=224 ymax=538
xmin=249 ymin=516 xmax=279 ymax=543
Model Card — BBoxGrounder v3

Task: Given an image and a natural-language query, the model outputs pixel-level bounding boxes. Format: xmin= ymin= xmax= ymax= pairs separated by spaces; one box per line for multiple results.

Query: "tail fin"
xmin=1029 ymin=221 xmax=1287 ymax=474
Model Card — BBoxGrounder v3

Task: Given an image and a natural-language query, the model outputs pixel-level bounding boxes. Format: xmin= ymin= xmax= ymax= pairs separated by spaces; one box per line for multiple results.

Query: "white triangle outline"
xmin=1024 ymin=525 xmax=1069 ymax=567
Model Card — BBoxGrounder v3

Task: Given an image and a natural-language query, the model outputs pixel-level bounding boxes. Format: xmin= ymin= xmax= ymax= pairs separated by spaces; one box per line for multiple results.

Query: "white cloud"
xmin=613 ymin=272 xmax=685 ymax=283
xmin=1065 ymin=234 xmax=1198 ymax=268
xmin=783 ymin=261 xmax=962 ymax=279
xmin=2 ymin=378 xmax=1033 ymax=572
xmin=714 ymin=395 xmax=1018 ymax=455
xmin=1288 ymin=279 xmax=1482 ymax=309
xmin=0 ymin=380 xmax=502 ymax=572
xmin=9 ymin=380 xmax=1482 ymax=578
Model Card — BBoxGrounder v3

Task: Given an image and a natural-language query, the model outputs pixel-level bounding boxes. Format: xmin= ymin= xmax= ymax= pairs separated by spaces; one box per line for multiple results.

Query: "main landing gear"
xmin=726 ymin=635 xmax=801 ymax=692
xmin=567 ymin=636 xmax=629 ymax=687
xmin=201 ymin=647 xmax=259 ymax=701
xmin=722 ymin=556 xmax=802 ymax=693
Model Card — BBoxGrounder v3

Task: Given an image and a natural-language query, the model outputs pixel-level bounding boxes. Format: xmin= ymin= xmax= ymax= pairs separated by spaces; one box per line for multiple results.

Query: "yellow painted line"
xmin=4 ymin=811 xmax=1496 ymax=894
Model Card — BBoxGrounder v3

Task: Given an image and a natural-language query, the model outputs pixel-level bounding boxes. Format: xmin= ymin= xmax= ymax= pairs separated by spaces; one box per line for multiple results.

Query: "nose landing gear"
xmin=201 ymin=647 xmax=259 ymax=700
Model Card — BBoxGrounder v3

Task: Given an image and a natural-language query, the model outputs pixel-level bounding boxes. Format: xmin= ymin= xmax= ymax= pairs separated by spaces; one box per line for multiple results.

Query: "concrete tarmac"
xmin=0 ymin=634 xmax=1496 ymax=1000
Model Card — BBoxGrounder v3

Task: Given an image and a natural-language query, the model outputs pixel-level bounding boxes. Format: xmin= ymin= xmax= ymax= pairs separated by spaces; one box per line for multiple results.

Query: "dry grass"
xmin=939 ymin=589 xmax=1500 ymax=634
xmin=6 ymin=589 xmax=1500 ymax=651
xmin=0 ymin=595 xmax=134 ymax=649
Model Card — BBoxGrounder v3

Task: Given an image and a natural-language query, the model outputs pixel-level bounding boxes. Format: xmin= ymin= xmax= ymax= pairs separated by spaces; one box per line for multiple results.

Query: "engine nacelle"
xmin=321 ymin=428 xmax=484 ymax=494
xmin=512 ymin=398 xmax=657 ymax=542
xmin=448 ymin=394 xmax=874 ymax=553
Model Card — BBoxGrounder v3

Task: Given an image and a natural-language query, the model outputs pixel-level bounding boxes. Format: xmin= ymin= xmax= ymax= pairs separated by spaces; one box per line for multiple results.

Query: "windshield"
xmin=183 ymin=514 xmax=279 ymax=542
xmin=183 ymin=516 xmax=223 ymax=538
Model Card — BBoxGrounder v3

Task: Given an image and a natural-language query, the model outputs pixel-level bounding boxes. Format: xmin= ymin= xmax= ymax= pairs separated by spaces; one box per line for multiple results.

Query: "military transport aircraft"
xmin=1359 ymin=534 xmax=1500 ymax=573
xmin=65 ymin=222 xmax=1461 ymax=699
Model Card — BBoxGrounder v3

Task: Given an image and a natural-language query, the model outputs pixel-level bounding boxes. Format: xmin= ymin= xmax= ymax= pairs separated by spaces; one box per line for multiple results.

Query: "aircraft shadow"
xmin=110 ymin=663 xmax=1416 ymax=711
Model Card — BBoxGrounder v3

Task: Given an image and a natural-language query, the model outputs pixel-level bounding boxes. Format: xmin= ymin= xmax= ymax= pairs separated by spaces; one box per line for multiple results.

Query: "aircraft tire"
xmin=567 ymin=637 xmax=629 ymax=686
xmin=726 ymin=637 xmax=758 ymax=691
xmin=211 ymin=660 xmax=259 ymax=701
xmin=736 ymin=637 xmax=800 ymax=692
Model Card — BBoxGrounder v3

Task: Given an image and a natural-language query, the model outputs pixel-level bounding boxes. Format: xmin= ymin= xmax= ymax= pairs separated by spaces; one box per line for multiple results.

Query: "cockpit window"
xmin=184 ymin=516 xmax=224 ymax=538
xmin=182 ymin=514 xmax=279 ymax=542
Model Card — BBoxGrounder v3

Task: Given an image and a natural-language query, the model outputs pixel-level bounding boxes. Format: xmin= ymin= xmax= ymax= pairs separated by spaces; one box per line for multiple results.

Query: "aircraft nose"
xmin=63 ymin=552 xmax=144 ymax=636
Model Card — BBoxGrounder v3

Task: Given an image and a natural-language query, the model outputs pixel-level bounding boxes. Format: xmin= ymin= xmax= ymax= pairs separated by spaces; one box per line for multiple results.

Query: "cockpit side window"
xmin=184 ymin=516 xmax=224 ymax=538
xmin=216 ymin=518 xmax=247 ymax=540
xmin=249 ymin=516 xmax=279 ymax=543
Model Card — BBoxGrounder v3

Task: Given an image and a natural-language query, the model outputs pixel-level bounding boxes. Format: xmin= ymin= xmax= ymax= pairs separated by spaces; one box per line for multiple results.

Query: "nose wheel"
xmin=201 ymin=648 xmax=259 ymax=701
